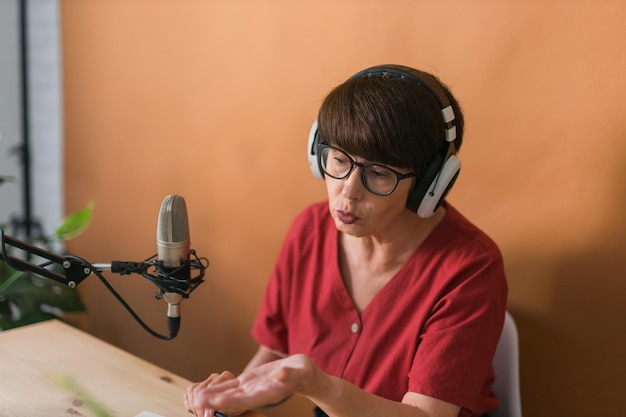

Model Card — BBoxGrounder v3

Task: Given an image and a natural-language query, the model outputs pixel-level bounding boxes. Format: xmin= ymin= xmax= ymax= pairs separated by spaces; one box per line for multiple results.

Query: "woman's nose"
xmin=341 ymin=167 xmax=365 ymax=199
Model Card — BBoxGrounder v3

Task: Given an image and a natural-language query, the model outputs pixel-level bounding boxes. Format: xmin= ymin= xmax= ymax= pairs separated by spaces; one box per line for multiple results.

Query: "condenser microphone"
xmin=1 ymin=194 xmax=206 ymax=340
xmin=156 ymin=194 xmax=191 ymax=337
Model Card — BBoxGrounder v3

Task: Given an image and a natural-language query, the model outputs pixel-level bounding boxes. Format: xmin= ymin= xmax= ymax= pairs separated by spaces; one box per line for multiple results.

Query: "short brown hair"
xmin=317 ymin=65 xmax=464 ymax=180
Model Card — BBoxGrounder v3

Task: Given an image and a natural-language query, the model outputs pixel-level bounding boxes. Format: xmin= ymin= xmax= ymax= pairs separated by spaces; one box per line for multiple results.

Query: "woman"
xmin=184 ymin=64 xmax=508 ymax=417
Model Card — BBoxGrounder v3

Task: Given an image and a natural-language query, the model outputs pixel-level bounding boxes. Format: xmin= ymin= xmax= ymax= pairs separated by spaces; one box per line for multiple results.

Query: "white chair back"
xmin=491 ymin=311 xmax=523 ymax=417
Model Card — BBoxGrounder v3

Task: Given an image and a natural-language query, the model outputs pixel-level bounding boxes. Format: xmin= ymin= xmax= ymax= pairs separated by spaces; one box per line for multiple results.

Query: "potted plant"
xmin=0 ymin=171 xmax=93 ymax=330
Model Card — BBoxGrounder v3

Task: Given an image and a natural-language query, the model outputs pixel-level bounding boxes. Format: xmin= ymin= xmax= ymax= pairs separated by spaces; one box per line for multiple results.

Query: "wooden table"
xmin=0 ymin=320 xmax=264 ymax=417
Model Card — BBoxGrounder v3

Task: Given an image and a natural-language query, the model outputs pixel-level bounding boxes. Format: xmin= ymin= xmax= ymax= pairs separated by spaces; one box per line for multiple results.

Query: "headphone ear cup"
xmin=407 ymin=154 xmax=461 ymax=218
xmin=308 ymin=119 xmax=324 ymax=179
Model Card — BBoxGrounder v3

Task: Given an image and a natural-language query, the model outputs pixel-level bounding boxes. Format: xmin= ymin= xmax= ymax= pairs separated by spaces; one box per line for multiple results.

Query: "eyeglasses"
xmin=318 ymin=144 xmax=416 ymax=196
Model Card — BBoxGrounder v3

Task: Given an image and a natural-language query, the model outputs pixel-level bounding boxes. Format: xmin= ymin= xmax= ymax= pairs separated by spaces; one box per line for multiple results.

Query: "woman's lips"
xmin=336 ymin=210 xmax=359 ymax=225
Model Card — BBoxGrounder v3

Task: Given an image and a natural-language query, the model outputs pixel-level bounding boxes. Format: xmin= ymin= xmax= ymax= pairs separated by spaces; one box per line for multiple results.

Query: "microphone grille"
xmin=157 ymin=195 xmax=190 ymax=243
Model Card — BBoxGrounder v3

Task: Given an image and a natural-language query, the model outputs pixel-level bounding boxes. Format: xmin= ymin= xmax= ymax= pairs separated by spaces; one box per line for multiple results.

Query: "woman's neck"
xmin=338 ymin=206 xmax=446 ymax=312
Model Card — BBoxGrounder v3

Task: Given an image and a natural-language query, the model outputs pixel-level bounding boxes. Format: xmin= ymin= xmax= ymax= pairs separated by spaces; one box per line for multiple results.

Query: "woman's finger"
xmin=186 ymin=371 xmax=237 ymax=416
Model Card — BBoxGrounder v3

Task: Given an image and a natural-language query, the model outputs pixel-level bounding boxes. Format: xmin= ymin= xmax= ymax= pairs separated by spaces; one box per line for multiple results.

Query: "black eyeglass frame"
xmin=317 ymin=144 xmax=416 ymax=196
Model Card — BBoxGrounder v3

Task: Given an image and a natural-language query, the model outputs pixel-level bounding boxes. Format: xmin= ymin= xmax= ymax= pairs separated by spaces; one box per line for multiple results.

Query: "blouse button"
xmin=350 ymin=322 xmax=360 ymax=333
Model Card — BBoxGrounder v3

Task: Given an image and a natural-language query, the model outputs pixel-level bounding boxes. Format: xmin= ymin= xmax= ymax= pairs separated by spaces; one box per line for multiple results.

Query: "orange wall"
xmin=61 ymin=1 xmax=626 ymax=416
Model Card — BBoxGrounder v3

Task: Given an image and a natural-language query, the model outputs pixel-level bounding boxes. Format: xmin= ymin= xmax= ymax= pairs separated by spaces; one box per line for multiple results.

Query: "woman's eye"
xmin=333 ymin=156 xmax=350 ymax=166
xmin=370 ymin=167 xmax=390 ymax=178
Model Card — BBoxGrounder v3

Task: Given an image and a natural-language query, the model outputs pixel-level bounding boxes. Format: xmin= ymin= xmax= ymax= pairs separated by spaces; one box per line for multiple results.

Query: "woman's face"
xmin=324 ymin=151 xmax=415 ymax=240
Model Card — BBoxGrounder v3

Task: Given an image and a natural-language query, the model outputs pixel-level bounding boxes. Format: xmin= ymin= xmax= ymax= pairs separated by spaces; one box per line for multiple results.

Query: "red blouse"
xmin=252 ymin=201 xmax=507 ymax=416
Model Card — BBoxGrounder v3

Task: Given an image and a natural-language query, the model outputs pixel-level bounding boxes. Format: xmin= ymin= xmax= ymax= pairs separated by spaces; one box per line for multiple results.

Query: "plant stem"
xmin=0 ymin=269 xmax=25 ymax=294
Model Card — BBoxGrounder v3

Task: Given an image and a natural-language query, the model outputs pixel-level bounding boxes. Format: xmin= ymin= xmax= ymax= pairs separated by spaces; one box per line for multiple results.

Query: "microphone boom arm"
xmin=0 ymin=229 xmax=91 ymax=288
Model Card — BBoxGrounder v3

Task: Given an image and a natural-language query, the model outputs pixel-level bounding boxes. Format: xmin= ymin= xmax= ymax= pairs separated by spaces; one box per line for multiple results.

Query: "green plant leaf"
xmin=0 ymin=270 xmax=86 ymax=330
xmin=1 ymin=200 xmax=93 ymax=331
xmin=6 ymin=273 xmax=86 ymax=312
xmin=55 ymin=201 xmax=95 ymax=241
xmin=0 ymin=268 xmax=24 ymax=295
xmin=54 ymin=374 xmax=114 ymax=417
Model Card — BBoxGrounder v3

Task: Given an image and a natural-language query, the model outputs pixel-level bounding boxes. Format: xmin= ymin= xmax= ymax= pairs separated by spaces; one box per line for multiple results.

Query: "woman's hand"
xmin=184 ymin=371 xmax=237 ymax=416
xmin=184 ymin=354 xmax=318 ymax=416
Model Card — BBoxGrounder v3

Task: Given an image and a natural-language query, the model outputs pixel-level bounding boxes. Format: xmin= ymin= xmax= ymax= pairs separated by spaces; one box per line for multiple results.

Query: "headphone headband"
xmin=349 ymin=66 xmax=457 ymax=142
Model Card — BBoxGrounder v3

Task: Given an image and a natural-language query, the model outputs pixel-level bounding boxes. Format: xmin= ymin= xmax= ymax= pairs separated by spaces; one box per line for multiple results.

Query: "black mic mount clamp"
xmin=0 ymin=229 xmax=208 ymax=340
xmin=104 ymin=252 xmax=207 ymax=301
